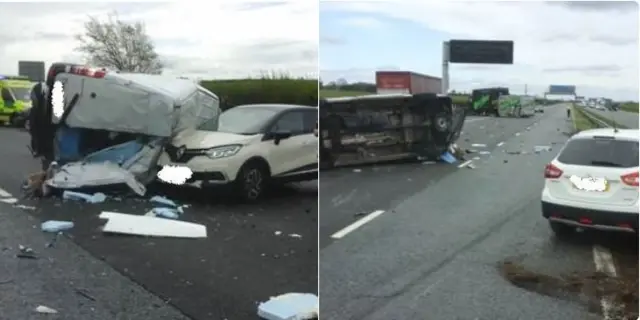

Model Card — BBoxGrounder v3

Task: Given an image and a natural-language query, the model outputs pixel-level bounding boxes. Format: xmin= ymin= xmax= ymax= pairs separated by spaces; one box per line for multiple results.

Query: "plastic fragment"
xmin=440 ymin=151 xmax=457 ymax=164
xmin=257 ymin=292 xmax=319 ymax=320
xmin=149 ymin=195 xmax=178 ymax=208
xmin=41 ymin=220 xmax=74 ymax=233
xmin=62 ymin=191 xmax=106 ymax=204
xmin=152 ymin=207 xmax=180 ymax=219
xmin=35 ymin=305 xmax=58 ymax=314
xmin=471 ymin=143 xmax=487 ymax=148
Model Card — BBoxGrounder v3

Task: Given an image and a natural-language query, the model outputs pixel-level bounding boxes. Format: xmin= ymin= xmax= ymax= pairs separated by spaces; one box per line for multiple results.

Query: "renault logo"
xmin=176 ymin=145 xmax=187 ymax=159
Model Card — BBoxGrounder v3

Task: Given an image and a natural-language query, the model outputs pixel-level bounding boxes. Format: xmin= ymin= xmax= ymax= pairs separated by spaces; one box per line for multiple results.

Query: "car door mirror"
xmin=272 ymin=129 xmax=292 ymax=145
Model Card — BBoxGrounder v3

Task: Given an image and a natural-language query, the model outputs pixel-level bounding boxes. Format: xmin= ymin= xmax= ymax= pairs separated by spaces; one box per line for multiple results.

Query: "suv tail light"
xmin=620 ymin=171 xmax=639 ymax=187
xmin=544 ymin=163 xmax=563 ymax=179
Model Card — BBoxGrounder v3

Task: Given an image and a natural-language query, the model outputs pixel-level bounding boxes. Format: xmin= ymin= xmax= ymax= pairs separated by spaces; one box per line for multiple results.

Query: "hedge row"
xmin=200 ymin=79 xmax=318 ymax=111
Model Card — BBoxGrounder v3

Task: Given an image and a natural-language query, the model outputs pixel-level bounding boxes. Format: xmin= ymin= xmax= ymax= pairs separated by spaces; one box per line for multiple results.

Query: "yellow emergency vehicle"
xmin=0 ymin=75 xmax=33 ymax=125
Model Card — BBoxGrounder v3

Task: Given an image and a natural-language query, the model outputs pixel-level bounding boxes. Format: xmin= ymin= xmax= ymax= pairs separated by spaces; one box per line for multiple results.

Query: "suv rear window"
xmin=557 ymin=138 xmax=639 ymax=168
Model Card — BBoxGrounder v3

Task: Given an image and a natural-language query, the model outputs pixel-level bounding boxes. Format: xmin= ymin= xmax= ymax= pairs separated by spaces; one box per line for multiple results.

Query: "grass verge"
xmin=320 ymin=89 xmax=372 ymax=98
xmin=571 ymin=105 xmax=601 ymax=132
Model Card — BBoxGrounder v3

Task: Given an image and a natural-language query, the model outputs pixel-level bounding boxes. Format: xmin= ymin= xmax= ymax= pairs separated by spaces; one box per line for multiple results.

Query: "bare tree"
xmin=75 ymin=13 xmax=163 ymax=74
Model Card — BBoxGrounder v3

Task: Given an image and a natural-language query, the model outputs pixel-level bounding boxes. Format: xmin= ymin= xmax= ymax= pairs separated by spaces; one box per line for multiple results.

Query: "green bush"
xmin=200 ymin=76 xmax=318 ymax=111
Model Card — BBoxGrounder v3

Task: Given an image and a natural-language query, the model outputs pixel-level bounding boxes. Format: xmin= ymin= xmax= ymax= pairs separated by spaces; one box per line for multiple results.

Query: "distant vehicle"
xmin=375 ymin=71 xmax=442 ymax=95
xmin=0 ymin=75 xmax=33 ymax=126
xmin=541 ymin=128 xmax=639 ymax=236
xmin=318 ymin=93 xmax=466 ymax=168
xmin=469 ymin=87 xmax=509 ymax=116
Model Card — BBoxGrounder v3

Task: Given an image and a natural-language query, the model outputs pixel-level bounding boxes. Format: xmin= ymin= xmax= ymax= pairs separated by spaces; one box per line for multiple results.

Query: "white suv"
xmin=158 ymin=104 xmax=318 ymax=201
xmin=541 ymin=128 xmax=639 ymax=236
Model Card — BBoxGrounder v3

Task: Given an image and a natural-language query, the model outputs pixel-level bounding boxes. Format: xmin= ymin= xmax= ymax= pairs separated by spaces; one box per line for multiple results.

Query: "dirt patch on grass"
xmin=498 ymin=260 xmax=638 ymax=319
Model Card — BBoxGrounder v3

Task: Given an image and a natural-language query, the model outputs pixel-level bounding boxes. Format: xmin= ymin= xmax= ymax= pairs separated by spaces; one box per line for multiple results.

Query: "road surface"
xmin=585 ymin=108 xmax=638 ymax=129
xmin=320 ymin=105 xmax=637 ymax=319
xmin=0 ymin=127 xmax=318 ymax=320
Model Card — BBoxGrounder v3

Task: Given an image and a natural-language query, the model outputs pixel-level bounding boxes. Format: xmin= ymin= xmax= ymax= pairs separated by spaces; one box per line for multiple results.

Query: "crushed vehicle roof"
xmin=106 ymin=73 xmax=218 ymax=102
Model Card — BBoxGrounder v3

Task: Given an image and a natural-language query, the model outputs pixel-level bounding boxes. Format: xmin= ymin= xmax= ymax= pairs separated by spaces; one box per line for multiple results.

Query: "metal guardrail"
xmin=575 ymin=106 xmax=611 ymax=128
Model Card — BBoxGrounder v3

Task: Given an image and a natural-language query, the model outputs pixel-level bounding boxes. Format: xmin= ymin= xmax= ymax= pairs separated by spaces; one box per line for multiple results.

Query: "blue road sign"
xmin=548 ymin=85 xmax=576 ymax=95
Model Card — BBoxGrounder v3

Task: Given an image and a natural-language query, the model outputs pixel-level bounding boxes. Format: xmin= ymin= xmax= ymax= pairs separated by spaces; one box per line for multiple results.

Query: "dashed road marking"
xmin=592 ymin=245 xmax=620 ymax=319
xmin=458 ymin=160 xmax=473 ymax=168
xmin=331 ymin=210 xmax=385 ymax=239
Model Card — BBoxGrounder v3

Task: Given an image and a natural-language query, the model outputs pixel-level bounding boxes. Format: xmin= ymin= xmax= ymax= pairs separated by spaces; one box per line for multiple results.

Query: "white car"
xmin=541 ymin=128 xmax=639 ymax=236
xmin=158 ymin=104 xmax=318 ymax=201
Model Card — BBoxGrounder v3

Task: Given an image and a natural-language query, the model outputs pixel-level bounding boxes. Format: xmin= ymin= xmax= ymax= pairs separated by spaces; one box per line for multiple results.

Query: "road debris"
xmin=62 ymin=191 xmax=107 ymax=204
xmin=35 ymin=305 xmax=58 ymax=314
xmin=289 ymin=233 xmax=302 ymax=238
xmin=471 ymin=143 xmax=487 ymax=148
xmin=13 ymin=204 xmax=36 ymax=210
xmin=353 ymin=169 xmax=362 ymax=173
xmin=422 ymin=161 xmax=436 ymax=165
xmin=257 ymin=292 xmax=318 ymax=320
xmin=99 ymin=211 xmax=207 ymax=238
xmin=16 ymin=245 xmax=37 ymax=259
xmin=440 ymin=151 xmax=458 ymax=164
xmin=74 ymin=288 xmax=97 ymax=301
xmin=534 ymin=145 xmax=552 ymax=153
xmin=151 ymin=207 xmax=180 ymax=219
xmin=274 ymin=231 xmax=283 ymax=236
xmin=478 ymin=151 xmax=491 ymax=155
xmin=41 ymin=220 xmax=74 ymax=233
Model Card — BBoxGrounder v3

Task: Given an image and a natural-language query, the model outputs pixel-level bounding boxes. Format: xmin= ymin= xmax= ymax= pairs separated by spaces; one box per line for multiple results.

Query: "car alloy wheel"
xmin=243 ymin=168 xmax=263 ymax=200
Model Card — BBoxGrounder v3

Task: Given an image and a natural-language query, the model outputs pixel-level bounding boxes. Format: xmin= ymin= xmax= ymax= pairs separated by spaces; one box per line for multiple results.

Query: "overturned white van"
xmin=31 ymin=63 xmax=220 ymax=195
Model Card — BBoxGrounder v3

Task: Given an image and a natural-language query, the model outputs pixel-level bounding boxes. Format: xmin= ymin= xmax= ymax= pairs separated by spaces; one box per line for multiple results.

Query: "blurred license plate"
xmin=570 ymin=175 xmax=609 ymax=192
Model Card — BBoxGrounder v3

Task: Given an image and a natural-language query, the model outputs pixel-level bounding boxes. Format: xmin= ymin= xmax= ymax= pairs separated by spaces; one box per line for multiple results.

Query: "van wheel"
xmin=549 ymin=221 xmax=574 ymax=238
xmin=235 ymin=161 xmax=269 ymax=202
xmin=433 ymin=113 xmax=451 ymax=132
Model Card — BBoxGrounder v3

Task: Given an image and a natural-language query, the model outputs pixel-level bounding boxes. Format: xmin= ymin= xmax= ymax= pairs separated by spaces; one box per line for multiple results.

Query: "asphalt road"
xmin=0 ymin=127 xmax=318 ymax=320
xmin=319 ymin=105 xmax=637 ymax=319
xmin=585 ymin=107 xmax=638 ymax=129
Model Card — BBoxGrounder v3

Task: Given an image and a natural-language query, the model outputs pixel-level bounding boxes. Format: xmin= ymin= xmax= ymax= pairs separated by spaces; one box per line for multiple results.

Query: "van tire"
xmin=235 ymin=160 xmax=270 ymax=202
xmin=433 ymin=112 xmax=451 ymax=132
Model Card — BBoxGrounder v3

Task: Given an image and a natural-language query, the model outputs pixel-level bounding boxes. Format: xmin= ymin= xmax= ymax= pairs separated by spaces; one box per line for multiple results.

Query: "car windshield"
xmin=198 ymin=106 xmax=279 ymax=134
xmin=557 ymin=138 xmax=639 ymax=168
xmin=9 ymin=87 xmax=31 ymax=101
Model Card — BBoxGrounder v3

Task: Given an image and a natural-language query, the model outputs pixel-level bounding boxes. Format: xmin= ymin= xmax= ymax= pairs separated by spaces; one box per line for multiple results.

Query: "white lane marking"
xmin=331 ymin=210 xmax=385 ymax=239
xmin=496 ymin=141 xmax=505 ymax=147
xmin=458 ymin=160 xmax=473 ymax=168
xmin=592 ymin=245 xmax=619 ymax=319
xmin=0 ymin=188 xmax=12 ymax=198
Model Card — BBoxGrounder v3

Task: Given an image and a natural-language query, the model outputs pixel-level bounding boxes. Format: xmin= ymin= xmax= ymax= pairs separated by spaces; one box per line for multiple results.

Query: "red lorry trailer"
xmin=375 ymin=71 xmax=442 ymax=95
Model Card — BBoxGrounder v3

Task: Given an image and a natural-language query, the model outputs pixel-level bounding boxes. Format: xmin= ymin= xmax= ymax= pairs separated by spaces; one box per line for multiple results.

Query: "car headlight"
xmin=205 ymin=145 xmax=242 ymax=159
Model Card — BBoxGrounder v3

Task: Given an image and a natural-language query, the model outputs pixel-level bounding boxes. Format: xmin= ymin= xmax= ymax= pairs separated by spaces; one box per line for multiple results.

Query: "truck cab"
xmin=0 ymin=75 xmax=34 ymax=125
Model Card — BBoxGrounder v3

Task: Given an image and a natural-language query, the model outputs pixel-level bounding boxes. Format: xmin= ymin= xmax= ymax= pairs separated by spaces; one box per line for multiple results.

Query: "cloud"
xmin=341 ymin=17 xmax=384 ymax=28
xmin=320 ymin=1 xmax=638 ymax=100
xmin=0 ymin=1 xmax=317 ymax=79
xmin=321 ymin=36 xmax=346 ymax=45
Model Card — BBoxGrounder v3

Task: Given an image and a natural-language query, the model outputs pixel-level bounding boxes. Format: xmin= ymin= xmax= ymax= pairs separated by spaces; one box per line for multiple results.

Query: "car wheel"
xmin=235 ymin=161 xmax=269 ymax=202
xmin=433 ymin=112 xmax=451 ymax=132
xmin=549 ymin=221 xmax=574 ymax=238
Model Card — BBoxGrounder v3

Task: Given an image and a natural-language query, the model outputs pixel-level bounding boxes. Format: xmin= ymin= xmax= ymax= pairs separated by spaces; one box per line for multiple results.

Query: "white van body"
xmin=45 ymin=65 xmax=221 ymax=194
xmin=54 ymin=71 xmax=220 ymax=137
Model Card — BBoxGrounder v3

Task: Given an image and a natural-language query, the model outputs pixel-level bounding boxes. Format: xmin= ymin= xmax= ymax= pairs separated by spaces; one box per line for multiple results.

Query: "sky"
xmin=0 ymin=1 xmax=318 ymax=80
xmin=320 ymin=1 xmax=639 ymax=101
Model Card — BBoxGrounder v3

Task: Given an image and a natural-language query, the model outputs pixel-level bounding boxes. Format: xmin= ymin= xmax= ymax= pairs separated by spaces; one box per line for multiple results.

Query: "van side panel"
xmin=63 ymin=76 xmax=175 ymax=137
